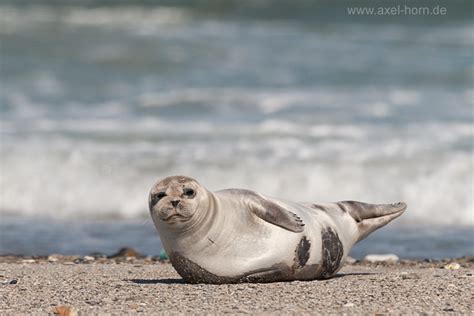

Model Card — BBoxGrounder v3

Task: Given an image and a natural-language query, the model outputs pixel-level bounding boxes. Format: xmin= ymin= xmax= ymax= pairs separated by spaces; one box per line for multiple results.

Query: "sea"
xmin=0 ymin=0 xmax=473 ymax=259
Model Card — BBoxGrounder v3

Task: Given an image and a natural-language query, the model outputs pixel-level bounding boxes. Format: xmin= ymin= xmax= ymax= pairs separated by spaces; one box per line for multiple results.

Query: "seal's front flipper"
xmin=337 ymin=201 xmax=407 ymax=242
xmin=249 ymin=196 xmax=305 ymax=233
xmin=221 ymin=189 xmax=305 ymax=233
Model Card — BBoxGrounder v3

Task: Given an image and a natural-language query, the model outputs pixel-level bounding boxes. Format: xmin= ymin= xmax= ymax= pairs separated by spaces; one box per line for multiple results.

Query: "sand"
xmin=0 ymin=256 xmax=472 ymax=314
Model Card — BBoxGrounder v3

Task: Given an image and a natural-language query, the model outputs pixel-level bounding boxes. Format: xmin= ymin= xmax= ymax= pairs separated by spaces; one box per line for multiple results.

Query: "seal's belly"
xmin=176 ymin=201 xmax=357 ymax=282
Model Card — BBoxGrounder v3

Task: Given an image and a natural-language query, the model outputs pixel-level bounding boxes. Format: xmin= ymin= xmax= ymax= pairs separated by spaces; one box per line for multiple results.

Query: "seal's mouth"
xmin=164 ymin=213 xmax=185 ymax=222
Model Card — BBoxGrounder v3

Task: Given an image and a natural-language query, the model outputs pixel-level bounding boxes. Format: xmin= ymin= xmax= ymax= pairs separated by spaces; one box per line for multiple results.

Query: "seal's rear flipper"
xmin=337 ymin=201 xmax=407 ymax=243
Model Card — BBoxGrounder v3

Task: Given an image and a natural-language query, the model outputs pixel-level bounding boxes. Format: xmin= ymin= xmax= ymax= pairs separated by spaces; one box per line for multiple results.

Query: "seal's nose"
xmin=171 ymin=200 xmax=180 ymax=207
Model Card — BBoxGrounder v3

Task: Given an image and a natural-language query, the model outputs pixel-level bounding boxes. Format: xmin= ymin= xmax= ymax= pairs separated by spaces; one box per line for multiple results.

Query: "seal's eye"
xmin=150 ymin=192 xmax=166 ymax=207
xmin=183 ymin=188 xmax=195 ymax=198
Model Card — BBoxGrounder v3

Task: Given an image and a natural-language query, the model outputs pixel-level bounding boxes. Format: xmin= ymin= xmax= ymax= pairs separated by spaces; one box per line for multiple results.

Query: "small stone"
xmin=63 ymin=262 xmax=75 ymax=265
xmin=83 ymin=256 xmax=95 ymax=262
xmin=53 ymin=305 xmax=78 ymax=316
xmin=363 ymin=254 xmax=399 ymax=263
xmin=443 ymin=262 xmax=461 ymax=270
xmin=400 ymin=272 xmax=420 ymax=280
xmin=21 ymin=259 xmax=36 ymax=264
xmin=89 ymin=252 xmax=107 ymax=259
xmin=159 ymin=249 xmax=169 ymax=260
xmin=108 ymin=247 xmax=142 ymax=259
xmin=344 ymin=302 xmax=355 ymax=307
xmin=48 ymin=254 xmax=62 ymax=262
xmin=345 ymin=256 xmax=357 ymax=264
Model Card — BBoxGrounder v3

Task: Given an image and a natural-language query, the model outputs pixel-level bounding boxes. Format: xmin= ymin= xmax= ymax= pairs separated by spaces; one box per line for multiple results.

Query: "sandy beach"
xmin=1 ymin=255 xmax=472 ymax=314
xmin=2 ymin=2 xmax=472 ymax=315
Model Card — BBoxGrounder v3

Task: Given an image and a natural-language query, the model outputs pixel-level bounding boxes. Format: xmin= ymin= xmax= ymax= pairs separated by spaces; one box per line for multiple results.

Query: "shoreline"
xmin=1 ymin=254 xmax=472 ymax=314
xmin=3 ymin=217 xmax=473 ymax=259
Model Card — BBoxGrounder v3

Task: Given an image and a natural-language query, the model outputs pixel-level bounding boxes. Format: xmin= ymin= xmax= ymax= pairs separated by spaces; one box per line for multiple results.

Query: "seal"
xmin=149 ymin=175 xmax=407 ymax=284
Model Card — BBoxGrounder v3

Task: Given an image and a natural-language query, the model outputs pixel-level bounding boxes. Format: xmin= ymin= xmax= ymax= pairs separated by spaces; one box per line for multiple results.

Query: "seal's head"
xmin=149 ymin=176 xmax=206 ymax=228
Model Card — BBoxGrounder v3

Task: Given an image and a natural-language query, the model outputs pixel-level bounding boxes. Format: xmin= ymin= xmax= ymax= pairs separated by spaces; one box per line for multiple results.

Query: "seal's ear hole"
xmin=183 ymin=188 xmax=195 ymax=198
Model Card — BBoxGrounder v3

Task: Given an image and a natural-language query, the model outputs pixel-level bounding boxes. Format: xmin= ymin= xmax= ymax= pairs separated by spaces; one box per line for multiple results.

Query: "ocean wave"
xmin=1 ymin=115 xmax=471 ymax=158
xmin=0 ymin=5 xmax=191 ymax=34
xmin=5 ymin=84 xmax=470 ymax=122
xmin=1 ymin=2 xmax=472 ymax=229
xmin=0 ymin=140 xmax=472 ymax=226
xmin=136 ymin=87 xmax=468 ymax=118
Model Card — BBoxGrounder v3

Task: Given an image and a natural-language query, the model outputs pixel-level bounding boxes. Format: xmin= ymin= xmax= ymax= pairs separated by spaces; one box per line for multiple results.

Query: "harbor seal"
xmin=149 ymin=175 xmax=406 ymax=284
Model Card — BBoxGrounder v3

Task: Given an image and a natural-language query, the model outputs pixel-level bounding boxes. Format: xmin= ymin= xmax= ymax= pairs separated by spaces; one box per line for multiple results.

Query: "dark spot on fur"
xmin=311 ymin=204 xmax=330 ymax=212
xmin=320 ymin=227 xmax=344 ymax=278
xmin=336 ymin=202 xmax=349 ymax=213
xmin=169 ymin=252 xmax=234 ymax=284
xmin=337 ymin=201 xmax=365 ymax=222
xmin=294 ymin=236 xmax=311 ymax=268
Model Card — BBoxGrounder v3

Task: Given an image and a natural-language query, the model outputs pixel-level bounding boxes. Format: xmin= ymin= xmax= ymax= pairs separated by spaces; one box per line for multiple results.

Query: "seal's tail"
xmin=337 ymin=201 xmax=407 ymax=243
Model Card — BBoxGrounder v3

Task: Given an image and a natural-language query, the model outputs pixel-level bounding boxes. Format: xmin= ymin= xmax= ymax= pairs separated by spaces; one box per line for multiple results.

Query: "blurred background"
xmin=0 ymin=0 xmax=473 ymax=258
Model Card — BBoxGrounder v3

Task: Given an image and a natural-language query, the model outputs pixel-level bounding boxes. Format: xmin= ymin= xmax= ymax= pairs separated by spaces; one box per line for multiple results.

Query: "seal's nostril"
xmin=171 ymin=200 xmax=180 ymax=207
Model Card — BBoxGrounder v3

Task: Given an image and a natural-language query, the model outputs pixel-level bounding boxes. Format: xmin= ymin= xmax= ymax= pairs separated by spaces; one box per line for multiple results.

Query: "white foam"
xmin=0 ymin=136 xmax=472 ymax=226
xmin=0 ymin=5 xmax=191 ymax=34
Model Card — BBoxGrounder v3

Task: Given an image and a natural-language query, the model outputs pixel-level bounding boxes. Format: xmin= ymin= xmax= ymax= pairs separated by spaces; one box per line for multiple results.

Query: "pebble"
xmin=83 ymin=256 xmax=95 ymax=262
xmin=108 ymin=247 xmax=142 ymax=259
xmin=2 ymin=279 xmax=18 ymax=285
xmin=344 ymin=302 xmax=355 ymax=307
xmin=400 ymin=272 xmax=420 ymax=280
xmin=363 ymin=254 xmax=399 ymax=263
xmin=48 ymin=254 xmax=62 ymax=262
xmin=89 ymin=253 xmax=107 ymax=259
xmin=159 ymin=249 xmax=169 ymax=260
xmin=53 ymin=305 xmax=77 ymax=316
xmin=21 ymin=259 xmax=36 ymax=264
xmin=345 ymin=256 xmax=357 ymax=264
xmin=443 ymin=262 xmax=460 ymax=270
